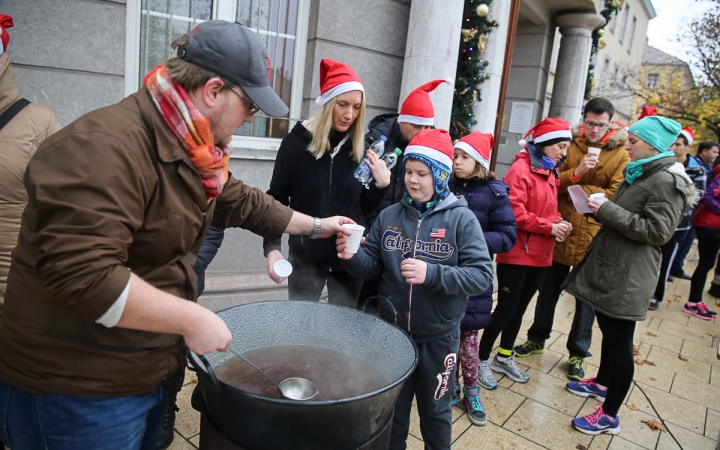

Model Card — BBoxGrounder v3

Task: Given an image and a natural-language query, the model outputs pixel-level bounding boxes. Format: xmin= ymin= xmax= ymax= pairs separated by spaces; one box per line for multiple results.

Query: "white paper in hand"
xmin=567 ymin=185 xmax=593 ymax=214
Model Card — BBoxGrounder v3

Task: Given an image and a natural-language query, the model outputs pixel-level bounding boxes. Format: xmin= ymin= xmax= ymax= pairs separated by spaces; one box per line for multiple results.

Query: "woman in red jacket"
xmin=477 ymin=118 xmax=573 ymax=388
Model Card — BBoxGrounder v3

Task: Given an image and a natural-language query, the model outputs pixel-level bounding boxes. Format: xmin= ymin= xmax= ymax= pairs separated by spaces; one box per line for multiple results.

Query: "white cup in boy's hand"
xmin=336 ymin=231 xmax=365 ymax=259
xmin=341 ymin=224 xmax=365 ymax=253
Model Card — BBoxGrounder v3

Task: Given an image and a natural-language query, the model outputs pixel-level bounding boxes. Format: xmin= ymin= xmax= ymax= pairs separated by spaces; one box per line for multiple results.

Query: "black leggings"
xmin=689 ymin=226 xmax=720 ymax=304
xmin=594 ymin=311 xmax=636 ymax=418
xmin=653 ymin=230 xmax=680 ymax=302
xmin=479 ymin=264 xmax=548 ymax=361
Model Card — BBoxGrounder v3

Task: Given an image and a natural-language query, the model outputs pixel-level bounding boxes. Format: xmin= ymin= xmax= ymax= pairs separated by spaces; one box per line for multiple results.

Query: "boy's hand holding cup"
xmin=336 ymin=224 xmax=365 ymax=259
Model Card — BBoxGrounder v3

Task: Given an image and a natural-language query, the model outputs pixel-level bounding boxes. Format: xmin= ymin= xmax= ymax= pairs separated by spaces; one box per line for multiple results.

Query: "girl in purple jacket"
xmin=448 ymin=132 xmax=517 ymax=426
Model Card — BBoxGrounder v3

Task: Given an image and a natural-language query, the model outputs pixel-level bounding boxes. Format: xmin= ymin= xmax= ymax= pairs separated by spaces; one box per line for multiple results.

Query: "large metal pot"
xmin=188 ymin=300 xmax=418 ymax=450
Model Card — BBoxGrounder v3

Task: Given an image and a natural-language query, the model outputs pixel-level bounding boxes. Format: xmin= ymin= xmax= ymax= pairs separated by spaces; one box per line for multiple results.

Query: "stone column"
xmin=473 ymin=0 xmax=511 ymax=134
xmin=399 ymin=0 xmax=465 ymax=131
xmin=548 ymin=13 xmax=606 ymax=123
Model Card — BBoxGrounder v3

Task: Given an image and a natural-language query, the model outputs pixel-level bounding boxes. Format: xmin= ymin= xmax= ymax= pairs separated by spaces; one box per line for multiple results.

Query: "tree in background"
xmin=449 ymin=0 xmax=498 ymax=141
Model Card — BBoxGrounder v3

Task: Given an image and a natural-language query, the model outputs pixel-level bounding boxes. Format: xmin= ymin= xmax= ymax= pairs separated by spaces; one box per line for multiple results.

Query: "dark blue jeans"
xmin=527 ymin=261 xmax=595 ymax=358
xmin=670 ymin=227 xmax=695 ymax=276
xmin=0 ymin=379 xmax=167 ymax=450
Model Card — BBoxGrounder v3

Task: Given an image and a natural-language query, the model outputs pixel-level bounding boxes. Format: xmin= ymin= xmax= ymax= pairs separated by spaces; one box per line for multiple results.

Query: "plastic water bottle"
xmin=354 ymin=135 xmax=387 ymax=188
xmin=382 ymin=148 xmax=403 ymax=170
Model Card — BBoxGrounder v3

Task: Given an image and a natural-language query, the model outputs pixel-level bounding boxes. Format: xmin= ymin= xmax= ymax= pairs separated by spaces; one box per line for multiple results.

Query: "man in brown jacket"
xmin=513 ymin=98 xmax=630 ymax=380
xmin=0 ymin=21 xmax=353 ymax=450
xmin=0 ymin=14 xmax=61 ymax=314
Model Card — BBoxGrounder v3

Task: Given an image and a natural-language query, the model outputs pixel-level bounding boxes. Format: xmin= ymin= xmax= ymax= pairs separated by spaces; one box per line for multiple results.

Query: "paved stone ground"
xmin=170 ymin=246 xmax=720 ymax=450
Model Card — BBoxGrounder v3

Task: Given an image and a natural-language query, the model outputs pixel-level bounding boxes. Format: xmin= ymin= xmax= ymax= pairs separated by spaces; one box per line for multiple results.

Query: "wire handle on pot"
xmin=362 ymin=295 xmax=398 ymax=326
xmin=187 ymin=350 xmax=221 ymax=393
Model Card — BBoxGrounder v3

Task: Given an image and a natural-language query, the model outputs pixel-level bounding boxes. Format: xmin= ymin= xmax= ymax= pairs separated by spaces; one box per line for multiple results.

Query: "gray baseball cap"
xmin=181 ymin=20 xmax=289 ymax=117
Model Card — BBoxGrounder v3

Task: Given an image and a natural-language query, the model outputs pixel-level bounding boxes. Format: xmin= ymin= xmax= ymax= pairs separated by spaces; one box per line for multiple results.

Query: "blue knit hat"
xmin=628 ymin=116 xmax=682 ymax=153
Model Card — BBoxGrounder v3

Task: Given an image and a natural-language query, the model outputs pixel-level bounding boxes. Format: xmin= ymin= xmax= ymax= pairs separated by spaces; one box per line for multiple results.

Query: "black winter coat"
xmin=449 ymin=177 xmax=517 ymax=330
xmin=364 ymin=114 xmax=410 ymax=227
xmin=264 ymin=121 xmax=389 ymax=271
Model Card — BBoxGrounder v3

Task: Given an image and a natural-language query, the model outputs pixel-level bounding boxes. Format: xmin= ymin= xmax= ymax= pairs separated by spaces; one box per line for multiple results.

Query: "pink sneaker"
xmin=683 ymin=303 xmax=712 ymax=320
xmin=697 ymin=302 xmax=717 ymax=317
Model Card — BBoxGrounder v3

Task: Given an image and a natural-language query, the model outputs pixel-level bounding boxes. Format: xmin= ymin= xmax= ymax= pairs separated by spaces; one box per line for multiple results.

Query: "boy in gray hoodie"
xmin=337 ymin=129 xmax=493 ymax=450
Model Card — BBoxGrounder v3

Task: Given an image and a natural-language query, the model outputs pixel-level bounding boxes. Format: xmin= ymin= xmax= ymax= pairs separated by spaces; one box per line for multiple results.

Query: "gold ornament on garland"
xmin=461 ymin=28 xmax=478 ymax=42
xmin=476 ymin=3 xmax=489 ymax=17
xmin=597 ymin=37 xmax=607 ymax=50
xmin=477 ymin=34 xmax=489 ymax=52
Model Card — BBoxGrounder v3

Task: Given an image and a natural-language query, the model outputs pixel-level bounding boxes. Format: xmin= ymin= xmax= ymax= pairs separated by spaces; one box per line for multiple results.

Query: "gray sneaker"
xmin=477 ymin=359 xmax=498 ymax=390
xmin=490 ymin=354 xmax=530 ymax=383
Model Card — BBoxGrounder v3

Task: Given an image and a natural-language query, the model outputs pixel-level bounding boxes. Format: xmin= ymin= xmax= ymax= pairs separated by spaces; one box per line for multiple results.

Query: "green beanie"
xmin=628 ymin=116 xmax=681 ymax=153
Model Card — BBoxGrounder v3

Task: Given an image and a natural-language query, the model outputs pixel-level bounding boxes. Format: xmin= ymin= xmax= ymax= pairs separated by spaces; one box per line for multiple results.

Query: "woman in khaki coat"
xmin=562 ymin=116 xmax=696 ymax=436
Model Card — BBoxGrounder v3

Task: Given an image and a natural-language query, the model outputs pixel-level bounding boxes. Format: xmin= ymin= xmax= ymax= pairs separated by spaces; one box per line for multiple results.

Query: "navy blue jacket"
xmin=449 ymin=177 xmax=517 ymax=331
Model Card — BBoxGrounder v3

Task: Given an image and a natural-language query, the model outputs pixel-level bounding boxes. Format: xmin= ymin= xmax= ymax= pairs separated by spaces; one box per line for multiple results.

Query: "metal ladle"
xmin=228 ymin=348 xmax=318 ymax=401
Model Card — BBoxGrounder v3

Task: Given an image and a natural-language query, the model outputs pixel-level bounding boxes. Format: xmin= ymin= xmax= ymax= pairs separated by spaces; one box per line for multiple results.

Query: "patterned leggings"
xmin=455 ymin=330 xmax=479 ymax=388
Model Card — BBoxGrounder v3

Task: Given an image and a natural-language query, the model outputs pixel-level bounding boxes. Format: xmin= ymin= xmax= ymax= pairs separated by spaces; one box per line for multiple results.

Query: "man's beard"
xmin=208 ymin=106 xmax=232 ymax=147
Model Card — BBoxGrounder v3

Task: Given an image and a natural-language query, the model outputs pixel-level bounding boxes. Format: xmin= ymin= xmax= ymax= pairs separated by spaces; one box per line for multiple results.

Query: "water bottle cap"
xmin=394 ymin=148 xmax=402 ymax=155
xmin=378 ymin=135 xmax=387 ymax=142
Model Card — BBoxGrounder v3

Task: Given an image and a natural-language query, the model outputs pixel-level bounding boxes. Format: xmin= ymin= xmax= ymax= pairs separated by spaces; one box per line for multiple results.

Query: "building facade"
xmin=3 ymin=0 xmax=615 ymax=306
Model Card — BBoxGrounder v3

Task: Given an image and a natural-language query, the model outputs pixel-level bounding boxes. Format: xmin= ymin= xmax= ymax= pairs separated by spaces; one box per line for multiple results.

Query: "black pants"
xmin=689 ymin=226 xmax=720 ymax=304
xmin=594 ymin=311 xmax=636 ymax=418
xmin=479 ymin=264 xmax=548 ymax=361
xmin=526 ymin=261 xmax=595 ymax=358
xmin=390 ymin=331 xmax=459 ymax=450
xmin=287 ymin=254 xmax=363 ymax=308
xmin=653 ymin=230 xmax=681 ymax=302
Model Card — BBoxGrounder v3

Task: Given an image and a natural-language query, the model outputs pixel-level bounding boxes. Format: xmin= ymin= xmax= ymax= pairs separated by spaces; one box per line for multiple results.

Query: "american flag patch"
xmin=430 ymin=228 xmax=446 ymax=239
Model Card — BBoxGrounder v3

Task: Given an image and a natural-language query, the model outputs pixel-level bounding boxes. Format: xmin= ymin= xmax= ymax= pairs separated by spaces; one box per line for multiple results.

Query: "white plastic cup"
xmin=587 ymin=147 xmax=601 ymax=159
xmin=342 ymin=224 xmax=365 ymax=254
xmin=589 ymin=193 xmax=606 ymax=201
xmin=273 ymin=259 xmax=293 ymax=279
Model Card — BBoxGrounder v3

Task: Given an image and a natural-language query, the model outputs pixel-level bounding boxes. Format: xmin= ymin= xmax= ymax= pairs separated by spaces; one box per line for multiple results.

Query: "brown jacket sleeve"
xmin=212 ymin=173 xmax=293 ymax=240
xmin=25 ymin=132 xmax=151 ymax=322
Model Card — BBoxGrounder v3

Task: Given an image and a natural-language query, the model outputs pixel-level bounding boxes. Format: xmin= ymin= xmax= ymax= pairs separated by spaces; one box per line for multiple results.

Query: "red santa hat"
xmin=0 ymin=15 xmax=13 ymax=56
xmin=398 ymin=78 xmax=453 ymax=126
xmin=638 ymin=105 xmax=657 ymax=120
xmin=454 ymin=132 xmax=494 ymax=170
xmin=680 ymin=126 xmax=694 ymax=146
xmin=405 ymin=128 xmax=454 ymax=170
xmin=315 ymin=59 xmax=364 ymax=107
xmin=518 ymin=117 xmax=572 ymax=148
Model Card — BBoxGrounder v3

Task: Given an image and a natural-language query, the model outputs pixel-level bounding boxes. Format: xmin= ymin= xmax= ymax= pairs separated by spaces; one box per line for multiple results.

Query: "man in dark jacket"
xmin=358 ymin=79 xmax=450 ymax=307
xmin=0 ymin=21 xmax=353 ymax=450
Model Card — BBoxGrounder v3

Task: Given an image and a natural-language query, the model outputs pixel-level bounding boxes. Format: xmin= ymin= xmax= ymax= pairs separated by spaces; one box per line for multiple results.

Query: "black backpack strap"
xmin=0 ymin=98 xmax=31 ymax=131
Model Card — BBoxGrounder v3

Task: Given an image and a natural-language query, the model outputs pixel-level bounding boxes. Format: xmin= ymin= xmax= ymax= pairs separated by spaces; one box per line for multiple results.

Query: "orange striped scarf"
xmin=145 ymin=65 xmax=230 ymax=201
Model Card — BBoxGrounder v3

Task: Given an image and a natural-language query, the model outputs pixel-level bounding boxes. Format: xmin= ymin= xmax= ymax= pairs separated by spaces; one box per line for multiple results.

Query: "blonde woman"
xmin=264 ymin=59 xmax=390 ymax=307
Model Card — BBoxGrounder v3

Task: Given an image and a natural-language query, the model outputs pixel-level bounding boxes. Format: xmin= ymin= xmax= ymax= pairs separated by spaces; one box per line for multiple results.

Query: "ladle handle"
xmin=228 ymin=348 xmax=286 ymax=399
xmin=362 ymin=295 xmax=398 ymax=326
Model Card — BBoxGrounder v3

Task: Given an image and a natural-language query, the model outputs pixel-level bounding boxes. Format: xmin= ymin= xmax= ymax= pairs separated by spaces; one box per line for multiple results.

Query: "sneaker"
xmin=458 ymin=386 xmax=487 ymax=426
xmin=572 ymin=404 xmax=620 ymax=435
xmin=450 ymin=383 xmax=460 ymax=407
xmin=566 ymin=377 xmax=607 ymax=402
xmin=566 ymin=356 xmax=586 ymax=381
xmin=697 ymin=302 xmax=717 ymax=317
xmin=156 ymin=399 xmax=179 ymax=450
xmin=648 ymin=298 xmax=659 ymax=310
xmin=513 ymin=340 xmax=545 ymax=357
xmin=683 ymin=303 xmax=713 ymax=320
xmin=490 ymin=354 xmax=530 ymax=383
xmin=477 ymin=359 xmax=498 ymax=390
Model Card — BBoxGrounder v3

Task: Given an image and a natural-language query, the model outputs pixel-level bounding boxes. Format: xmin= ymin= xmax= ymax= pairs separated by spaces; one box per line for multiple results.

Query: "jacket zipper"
xmin=525 ymin=233 xmax=531 ymax=253
xmin=406 ymin=212 xmax=423 ymax=334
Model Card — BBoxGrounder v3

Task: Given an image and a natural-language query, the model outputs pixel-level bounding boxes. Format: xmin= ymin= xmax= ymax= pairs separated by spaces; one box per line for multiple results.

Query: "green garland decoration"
xmin=585 ymin=0 xmax=624 ymax=100
xmin=450 ymin=0 xmax=499 ymax=141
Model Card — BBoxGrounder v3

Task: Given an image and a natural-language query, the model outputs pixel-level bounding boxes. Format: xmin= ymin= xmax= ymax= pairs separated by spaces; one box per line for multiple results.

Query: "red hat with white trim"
xmin=680 ymin=126 xmax=694 ymax=146
xmin=0 ymin=15 xmax=13 ymax=56
xmin=518 ymin=117 xmax=572 ymax=148
xmin=398 ymin=78 xmax=453 ymax=126
xmin=315 ymin=59 xmax=364 ymax=106
xmin=454 ymin=132 xmax=494 ymax=170
xmin=405 ymin=128 xmax=454 ymax=170
xmin=638 ymin=105 xmax=657 ymax=120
